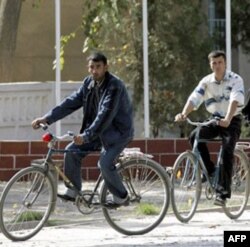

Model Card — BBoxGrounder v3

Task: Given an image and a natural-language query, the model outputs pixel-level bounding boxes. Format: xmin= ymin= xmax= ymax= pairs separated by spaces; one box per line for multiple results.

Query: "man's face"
xmin=88 ymin=60 xmax=108 ymax=81
xmin=209 ymin=56 xmax=226 ymax=78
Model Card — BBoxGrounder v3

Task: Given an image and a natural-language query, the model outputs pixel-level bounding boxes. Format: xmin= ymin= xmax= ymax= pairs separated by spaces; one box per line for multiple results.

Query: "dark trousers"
xmin=64 ymin=138 xmax=131 ymax=198
xmin=189 ymin=116 xmax=242 ymax=198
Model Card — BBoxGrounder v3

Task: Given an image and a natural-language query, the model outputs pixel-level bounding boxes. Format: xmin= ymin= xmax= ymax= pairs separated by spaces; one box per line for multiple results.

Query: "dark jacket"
xmin=44 ymin=72 xmax=134 ymax=146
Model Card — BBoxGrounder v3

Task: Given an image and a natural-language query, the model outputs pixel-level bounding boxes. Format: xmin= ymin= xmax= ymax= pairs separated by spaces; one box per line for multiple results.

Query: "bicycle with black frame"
xmin=170 ymin=118 xmax=250 ymax=223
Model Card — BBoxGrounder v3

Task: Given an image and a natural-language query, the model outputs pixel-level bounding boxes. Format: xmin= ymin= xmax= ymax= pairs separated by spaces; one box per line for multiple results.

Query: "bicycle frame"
xmin=35 ymin=144 xmax=106 ymax=208
xmin=33 ymin=134 xmax=143 ymax=209
xmin=171 ymin=118 xmax=250 ymax=223
xmin=189 ymin=118 xmax=221 ymax=194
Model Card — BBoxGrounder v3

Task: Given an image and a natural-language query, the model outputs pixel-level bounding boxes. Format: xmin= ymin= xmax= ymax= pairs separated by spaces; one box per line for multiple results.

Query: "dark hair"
xmin=87 ymin=52 xmax=107 ymax=65
xmin=208 ymin=50 xmax=226 ymax=62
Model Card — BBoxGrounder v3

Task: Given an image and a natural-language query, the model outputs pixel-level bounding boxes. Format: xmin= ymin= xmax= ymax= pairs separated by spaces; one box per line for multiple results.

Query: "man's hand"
xmin=175 ymin=113 xmax=187 ymax=122
xmin=218 ymin=100 xmax=238 ymax=128
xmin=73 ymin=135 xmax=84 ymax=145
xmin=31 ymin=117 xmax=47 ymax=129
xmin=217 ymin=118 xmax=230 ymax=128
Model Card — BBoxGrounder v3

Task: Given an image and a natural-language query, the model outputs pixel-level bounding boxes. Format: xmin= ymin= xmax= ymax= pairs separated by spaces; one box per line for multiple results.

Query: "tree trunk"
xmin=0 ymin=0 xmax=22 ymax=82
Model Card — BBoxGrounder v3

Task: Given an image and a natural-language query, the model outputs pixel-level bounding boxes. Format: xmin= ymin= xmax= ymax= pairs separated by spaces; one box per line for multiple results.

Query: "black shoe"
xmin=201 ymin=171 xmax=215 ymax=183
xmin=201 ymin=175 xmax=208 ymax=183
xmin=104 ymin=195 xmax=130 ymax=209
xmin=214 ymin=195 xmax=226 ymax=207
xmin=57 ymin=193 xmax=76 ymax=202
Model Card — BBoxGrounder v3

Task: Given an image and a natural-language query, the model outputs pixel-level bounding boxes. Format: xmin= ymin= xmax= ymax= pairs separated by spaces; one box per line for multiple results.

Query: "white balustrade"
xmin=0 ymin=81 xmax=83 ymax=140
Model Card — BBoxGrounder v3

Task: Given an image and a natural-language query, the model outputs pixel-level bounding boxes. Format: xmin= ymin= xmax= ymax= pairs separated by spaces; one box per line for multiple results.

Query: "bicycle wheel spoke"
xmin=0 ymin=167 xmax=55 ymax=241
xmin=101 ymin=158 xmax=170 ymax=235
xmin=171 ymin=152 xmax=201 ymax=223
xmin=223 ymin=149 xmax=249 ymax=219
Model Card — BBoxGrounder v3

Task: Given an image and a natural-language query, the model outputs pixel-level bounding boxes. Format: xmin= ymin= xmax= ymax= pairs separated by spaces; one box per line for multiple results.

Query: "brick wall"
xmin=0 ymin=139 xmax=229 ymax=181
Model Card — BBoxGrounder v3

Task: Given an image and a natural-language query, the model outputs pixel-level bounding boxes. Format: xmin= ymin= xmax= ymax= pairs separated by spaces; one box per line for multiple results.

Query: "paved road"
xmin=1 ymin=204 xmax=250 ymax=247
xmin=1 ymin=182 xmax=250 ymax=247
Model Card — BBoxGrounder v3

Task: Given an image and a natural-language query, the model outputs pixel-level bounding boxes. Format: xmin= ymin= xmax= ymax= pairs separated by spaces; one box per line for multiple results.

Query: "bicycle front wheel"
xmin=171 ymin=151 xmax=201 ymax=223
xmin=100 ymin=158 xmax=170 ymax=235
xmin=223 ymin=148 xmax=250 ymax=219
xmin=0 ymin=166 xmax=56 ymax=241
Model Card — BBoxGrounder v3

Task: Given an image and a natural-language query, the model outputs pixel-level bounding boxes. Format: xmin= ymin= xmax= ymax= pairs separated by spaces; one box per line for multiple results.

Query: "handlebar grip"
xmin=39 ymin=123 xmax=48 ymax=130
xmin=67 ymin=131 xmax=75 ymax=136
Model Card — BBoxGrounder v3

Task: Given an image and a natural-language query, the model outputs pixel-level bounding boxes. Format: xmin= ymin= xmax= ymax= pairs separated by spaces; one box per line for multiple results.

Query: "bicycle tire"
xmin=0 ymin=166 xmax=56 ymax=241
xmin=223 ymin=148 xmax=250 ymax=219
xmin=100 ymin=158 xmax=170 ymax=235
xmin=171 ymin=151 xmax=201 ymax=223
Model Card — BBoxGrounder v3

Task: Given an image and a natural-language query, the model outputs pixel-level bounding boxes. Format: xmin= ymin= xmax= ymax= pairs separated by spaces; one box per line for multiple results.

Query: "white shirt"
xmin=188 ymin=70 xmax=245 ymax=117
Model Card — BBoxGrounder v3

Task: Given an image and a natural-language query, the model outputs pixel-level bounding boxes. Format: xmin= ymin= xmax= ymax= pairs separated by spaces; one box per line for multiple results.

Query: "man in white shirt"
xmin=175 ymin=50 xmax=245 ymax=206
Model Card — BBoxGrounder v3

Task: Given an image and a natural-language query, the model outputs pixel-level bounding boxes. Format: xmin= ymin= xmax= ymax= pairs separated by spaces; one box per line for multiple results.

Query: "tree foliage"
xmin=0 ymin=0 xmax=22 ymax=82
xmin=0 ymin=0 xmax=41 ymax=82
xmin=2 ymin=1 xmax=249 ymax=137
xmin=80 ymin=0 xmax=212 ymax=137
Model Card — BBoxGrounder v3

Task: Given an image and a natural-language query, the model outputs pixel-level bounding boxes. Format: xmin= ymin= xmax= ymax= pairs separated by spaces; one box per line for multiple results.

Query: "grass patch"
xmin=46 ymin=219 xmax=62 ymax=226
xmin=16 ymin=211 xmax=43 ymax=222
xmin=136 ymin=203 xmax=159 ymax=215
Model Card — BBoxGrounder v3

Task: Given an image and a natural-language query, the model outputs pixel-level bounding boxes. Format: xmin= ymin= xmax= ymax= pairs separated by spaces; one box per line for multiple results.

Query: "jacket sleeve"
xmin=44 ymin=84 xmax=84 ymax=125
xmin=82 ymin=81 xmax=123 ymax=142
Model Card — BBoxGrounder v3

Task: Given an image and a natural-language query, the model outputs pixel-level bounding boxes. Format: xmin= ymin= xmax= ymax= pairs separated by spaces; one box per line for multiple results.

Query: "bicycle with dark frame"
xmin=170 ymin=118 xmax=250 ymax=223
xmin=0 ymin=124 xmax=170 ymax=241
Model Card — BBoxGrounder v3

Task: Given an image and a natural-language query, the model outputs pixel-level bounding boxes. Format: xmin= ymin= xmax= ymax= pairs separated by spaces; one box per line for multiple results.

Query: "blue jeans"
xmin=64 ymin=138 xmax=131 ymax=198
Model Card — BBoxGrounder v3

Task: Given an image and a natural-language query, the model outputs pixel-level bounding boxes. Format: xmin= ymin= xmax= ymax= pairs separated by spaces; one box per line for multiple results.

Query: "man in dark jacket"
xmin=32 ymin=52 xmax=134 ymax=207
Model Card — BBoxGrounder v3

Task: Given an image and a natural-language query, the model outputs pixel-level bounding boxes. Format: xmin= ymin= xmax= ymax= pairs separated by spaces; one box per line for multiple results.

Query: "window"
xmin=208 ymin=0 xmax=225 ymax=50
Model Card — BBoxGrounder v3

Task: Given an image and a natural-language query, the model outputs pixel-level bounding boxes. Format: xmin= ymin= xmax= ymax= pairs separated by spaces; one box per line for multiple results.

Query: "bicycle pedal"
xmin=166 ymin=167 xmax=173 ymax=176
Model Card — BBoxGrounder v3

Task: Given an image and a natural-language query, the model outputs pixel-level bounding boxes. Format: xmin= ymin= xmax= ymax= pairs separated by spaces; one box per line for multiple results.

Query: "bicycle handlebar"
xmin=39 ymin=123 xmax=75 ymax=142
xmin=186 ymin=117 xmax=218 ymax=127
xmin=39 ymin=123 xmax=48 ymax=131
xmin=55 ymin=132 xmax=75 ymax=141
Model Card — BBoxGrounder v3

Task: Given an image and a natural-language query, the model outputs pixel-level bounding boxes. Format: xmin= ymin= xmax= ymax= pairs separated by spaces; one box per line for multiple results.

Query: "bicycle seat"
xmin=120 ymin=148 xmax=153 ymax=159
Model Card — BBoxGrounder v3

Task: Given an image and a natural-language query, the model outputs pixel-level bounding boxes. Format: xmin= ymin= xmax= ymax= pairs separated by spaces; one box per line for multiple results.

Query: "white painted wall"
xmin=0 ymin=81 xmax=144 ymax=140
xmin=0 ymin=81 xmax=83 ymax=140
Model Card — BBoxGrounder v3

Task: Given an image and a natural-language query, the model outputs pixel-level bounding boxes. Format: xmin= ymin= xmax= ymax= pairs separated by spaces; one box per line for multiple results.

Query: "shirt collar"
xmin=87 ymin=72 xmax=108 ymax=90
xmin=87 ymin=77 xmax=105 ymax=90
xmin=95 ymin=78 xmax=105 ymax=87
xmin=212 ymin=70 xmax=229 ymax=84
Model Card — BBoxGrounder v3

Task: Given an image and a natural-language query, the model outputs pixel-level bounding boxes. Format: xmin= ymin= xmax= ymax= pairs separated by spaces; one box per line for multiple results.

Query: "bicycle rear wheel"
xmin=100 ymin=158 xmax=170 ymax=235
xmin=0 ymin=166 xmax=56 ymax=241
xmin=171 ymin=151 xmax=201 ymax=223
xmin=223 ymin=148 xmax=250 ymax=219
